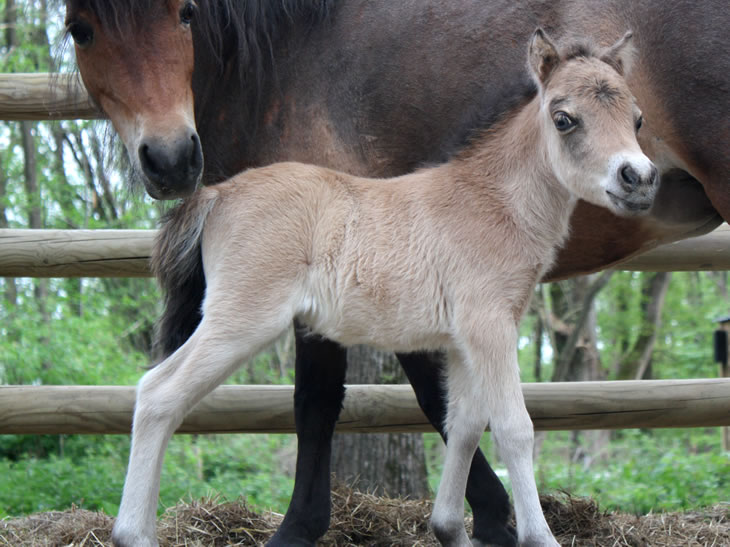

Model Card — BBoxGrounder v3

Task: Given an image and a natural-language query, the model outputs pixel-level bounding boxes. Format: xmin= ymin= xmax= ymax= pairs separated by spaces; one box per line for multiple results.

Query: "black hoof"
xmin=472 ymin=523 xmax=518 ymax=547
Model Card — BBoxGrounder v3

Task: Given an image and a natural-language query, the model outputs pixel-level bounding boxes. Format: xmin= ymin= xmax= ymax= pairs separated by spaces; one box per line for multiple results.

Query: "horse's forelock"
xmin=65 ymin=0 xmax=162 ymax=36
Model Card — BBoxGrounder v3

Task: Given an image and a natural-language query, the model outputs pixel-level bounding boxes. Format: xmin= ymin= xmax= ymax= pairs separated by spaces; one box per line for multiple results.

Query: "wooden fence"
xmin=1 ymin=73 xmax=729 ymax=436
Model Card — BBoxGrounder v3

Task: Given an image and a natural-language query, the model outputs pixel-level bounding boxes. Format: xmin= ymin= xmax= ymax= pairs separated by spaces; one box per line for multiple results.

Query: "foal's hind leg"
xmin=267 ymin=325 xmax=348 ymax=547
xmin=398 ymin=352 xmax=517 ymax=547
xmin=111 ymin=312 xmax=291 ymax=547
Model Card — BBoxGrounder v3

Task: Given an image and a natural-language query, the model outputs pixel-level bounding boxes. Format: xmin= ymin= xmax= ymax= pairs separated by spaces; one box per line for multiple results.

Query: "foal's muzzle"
xmin=138 ymin=129 xmax=203 ymax=200
xmin=607 ymin=160 xmax=659 ymax=215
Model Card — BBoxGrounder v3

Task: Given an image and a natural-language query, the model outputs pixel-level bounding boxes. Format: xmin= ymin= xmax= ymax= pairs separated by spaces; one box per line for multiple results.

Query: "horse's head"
xmin=528 ymin=29 xmax=658 ymax=216
xmin=65 ymin=0 xmax=201 ymax=199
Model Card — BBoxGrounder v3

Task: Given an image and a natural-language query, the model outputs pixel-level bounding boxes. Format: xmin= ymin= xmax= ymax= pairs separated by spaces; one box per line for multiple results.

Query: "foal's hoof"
xmin=471 ymin=524 xmax=518 ymax=547
xmin=111 ymin=530 xmax=159 ymax=547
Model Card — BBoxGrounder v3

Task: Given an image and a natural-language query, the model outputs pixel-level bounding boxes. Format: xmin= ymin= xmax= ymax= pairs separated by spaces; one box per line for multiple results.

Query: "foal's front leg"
xmin=398 ymin=352 xmax=517 ymax=546
xmin=430 ymin=318 xmax=557 ymax=547
xmin=461 ymin=320 xmax=557 ymax=547
xmin=429 ymin=347 xmax=491 ymax=547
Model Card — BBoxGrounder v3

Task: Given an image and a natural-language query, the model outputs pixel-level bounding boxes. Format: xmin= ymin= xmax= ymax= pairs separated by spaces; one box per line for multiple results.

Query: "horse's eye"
xmin=635 ymin=115 xmax=644 ymax=132
xmin=553 ymin=111 xmax=577 ymax=133
xmin=68 ymin=21 xmax=94 ymax=48
xmin=180 ymin=1 xmax=196 ymax=25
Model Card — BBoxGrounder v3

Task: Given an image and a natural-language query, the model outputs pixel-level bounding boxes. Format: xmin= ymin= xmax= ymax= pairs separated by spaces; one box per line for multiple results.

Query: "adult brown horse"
xmin=63 ymin=1 xmax=727 ymax=545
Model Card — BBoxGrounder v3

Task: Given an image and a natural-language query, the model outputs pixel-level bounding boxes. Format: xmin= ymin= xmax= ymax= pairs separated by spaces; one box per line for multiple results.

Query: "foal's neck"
xmin=447 ymin=97 xmax=575 ymax=247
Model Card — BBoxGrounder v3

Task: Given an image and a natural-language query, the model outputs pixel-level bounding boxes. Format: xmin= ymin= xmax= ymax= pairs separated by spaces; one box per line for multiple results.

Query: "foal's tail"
xmin=152 ymin=190 xmax=219 ymax=361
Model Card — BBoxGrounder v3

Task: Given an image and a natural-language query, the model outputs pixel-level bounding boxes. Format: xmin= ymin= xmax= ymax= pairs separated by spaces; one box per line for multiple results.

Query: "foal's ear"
xmin=528 ymin=28 xmax=560 ymax=84
xmin=601 ymin=31 xmax=635 ymax=76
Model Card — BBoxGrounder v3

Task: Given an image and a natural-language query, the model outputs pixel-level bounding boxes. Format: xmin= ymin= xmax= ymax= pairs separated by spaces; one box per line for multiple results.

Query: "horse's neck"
xmin=445 ymin=99 xmax=576 ymax=253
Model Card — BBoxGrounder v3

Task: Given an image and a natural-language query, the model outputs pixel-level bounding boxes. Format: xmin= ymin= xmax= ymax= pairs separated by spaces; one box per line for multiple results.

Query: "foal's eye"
xmin=553 ymin=111 xmax=577 ymax=133
xmin=68 ymin=21 xmax=94 ymax=48
xmin=180 ymin=1 xmax=196 ymax=25
xmin=635 ymin=115 xmax=644 ymax=132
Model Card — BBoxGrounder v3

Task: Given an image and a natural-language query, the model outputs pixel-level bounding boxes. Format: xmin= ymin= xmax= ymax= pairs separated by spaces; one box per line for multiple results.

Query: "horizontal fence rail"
xmin=1 ymin=380 xmax=729 ymax=435
xmin=0 ymin=73 xmax=100 ymax=121
xmin=0 ymin=229 xmax=155 ymax=277
xmin=2 ymin=225 xmax=730 ymax=278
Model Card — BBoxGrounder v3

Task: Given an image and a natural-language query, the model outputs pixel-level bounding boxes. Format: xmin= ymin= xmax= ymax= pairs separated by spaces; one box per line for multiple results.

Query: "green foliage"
xmin=533 ymin=429 xmax=729 ymax=514
xmin=0 ymin=434 xmax=296 ymax=519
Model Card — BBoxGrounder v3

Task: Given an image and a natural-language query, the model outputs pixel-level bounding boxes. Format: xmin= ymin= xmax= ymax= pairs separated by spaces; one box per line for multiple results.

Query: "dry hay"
xmin=1 ymin=484 xmax=727 ymax=546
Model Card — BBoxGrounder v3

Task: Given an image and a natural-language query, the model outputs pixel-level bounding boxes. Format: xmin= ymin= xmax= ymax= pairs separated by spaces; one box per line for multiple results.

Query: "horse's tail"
xmin=151 ymin=190 xmax=219 ymax=361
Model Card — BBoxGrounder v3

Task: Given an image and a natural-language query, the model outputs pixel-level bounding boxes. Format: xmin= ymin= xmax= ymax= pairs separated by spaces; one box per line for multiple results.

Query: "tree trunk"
xmin=615 ymin=272 xmax=672 ymax=380
xmin=551 ymin=273 xmax=612 ymax=383
xmin=332 ymin=346 xmax=430 ymax=498
xmin=0 ymin=155 xmax=18 ymax=307
xmin=4 ymin=0 xmax=16 ymax=49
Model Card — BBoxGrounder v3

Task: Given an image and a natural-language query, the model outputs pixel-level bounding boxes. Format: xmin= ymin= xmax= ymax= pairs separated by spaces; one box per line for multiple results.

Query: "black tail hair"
xmin=152 ymin=191 xmax=218 ymax=361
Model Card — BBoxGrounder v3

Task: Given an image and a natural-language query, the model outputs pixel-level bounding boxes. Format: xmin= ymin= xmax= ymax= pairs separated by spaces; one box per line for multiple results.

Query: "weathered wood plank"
xmin=617 ymin=224 xmax=730 ymax=272
xmin=1 ymin=380 xmax=728 ymax=434
xmin=0 ymin=73 xmax=100 ymax=121
xmin=0 ymin=229 xmax=155 ymax=278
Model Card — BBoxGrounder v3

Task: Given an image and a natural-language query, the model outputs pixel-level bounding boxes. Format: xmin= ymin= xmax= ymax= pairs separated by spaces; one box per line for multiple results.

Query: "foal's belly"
xmin=296 ymin=279 xmax=452 ymax=352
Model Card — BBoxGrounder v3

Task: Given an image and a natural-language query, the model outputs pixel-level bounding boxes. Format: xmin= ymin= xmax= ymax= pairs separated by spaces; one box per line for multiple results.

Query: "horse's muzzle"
xmin=139 ymin=130 xmax=203 ymax=200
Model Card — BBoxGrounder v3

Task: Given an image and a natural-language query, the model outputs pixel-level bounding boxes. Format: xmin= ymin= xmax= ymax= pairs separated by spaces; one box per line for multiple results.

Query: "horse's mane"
xmin=191 ymin=0 xmax=332 ymax=90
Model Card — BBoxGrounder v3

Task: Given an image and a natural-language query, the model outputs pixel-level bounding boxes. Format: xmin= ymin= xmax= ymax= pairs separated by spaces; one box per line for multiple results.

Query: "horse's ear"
xmin=528 ymin=28 xmax=560 ymax=84
xmin=601 ymin=31 xmax=635 ymax=76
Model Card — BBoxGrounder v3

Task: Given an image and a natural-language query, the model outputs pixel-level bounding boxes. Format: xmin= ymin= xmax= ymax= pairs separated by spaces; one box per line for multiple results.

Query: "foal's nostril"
xmin=620 ymin=164 xmax=640 ymax=188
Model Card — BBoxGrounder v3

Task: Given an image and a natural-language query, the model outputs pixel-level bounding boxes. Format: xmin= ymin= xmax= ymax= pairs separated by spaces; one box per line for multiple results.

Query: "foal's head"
xmin=528 ymin=29 xmax=657 ymax=215
xmin=64 ymin=0 xmax=201 ymax=199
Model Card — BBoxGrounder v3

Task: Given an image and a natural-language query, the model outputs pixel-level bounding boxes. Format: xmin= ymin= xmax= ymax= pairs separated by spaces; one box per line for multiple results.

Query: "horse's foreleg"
xmin=466 ymin=323 xmax=558 ymax=547
xmin=397 ymin=352 xmax=517 ymax=547
xmin=112 ymin=315 xmax=288 ymax=547
xmin=266 ymin=324 xmax=348 ymax=547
